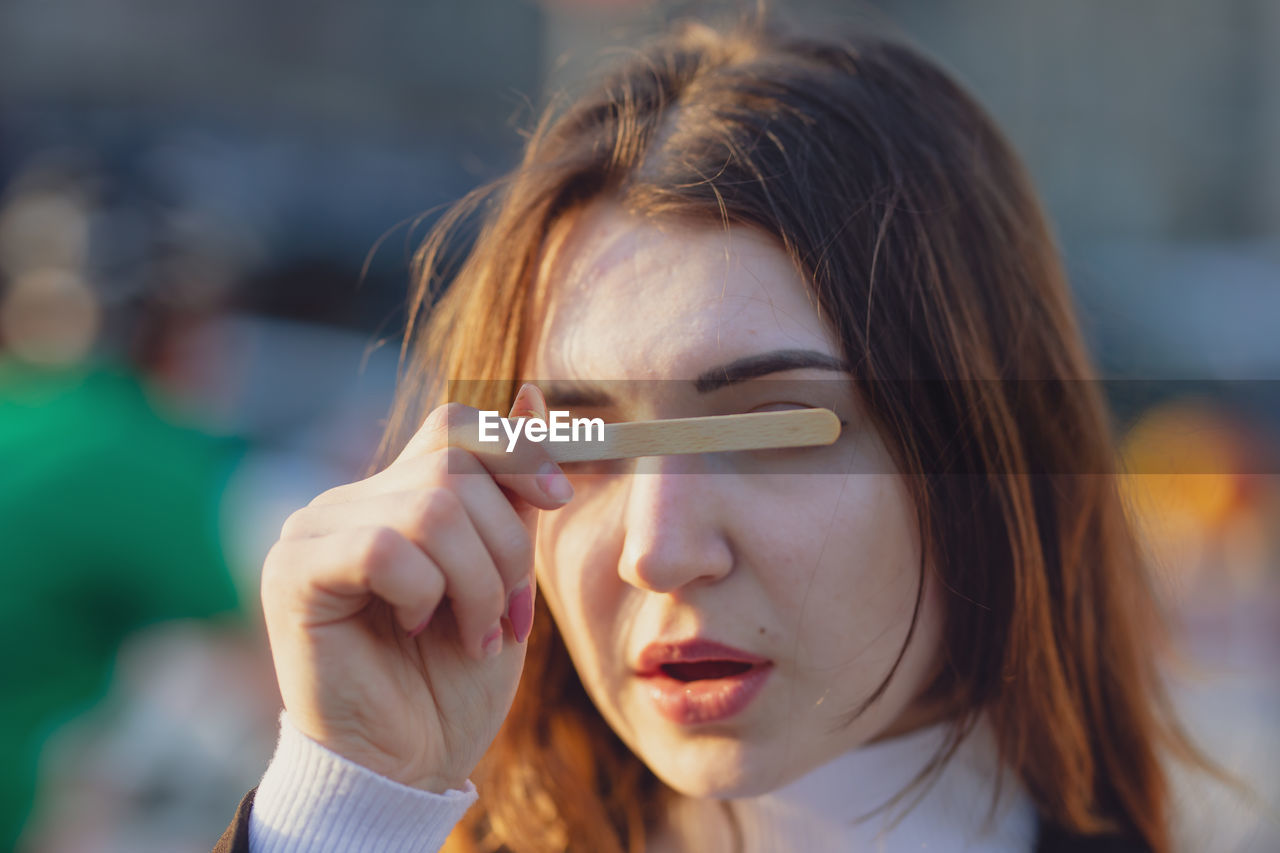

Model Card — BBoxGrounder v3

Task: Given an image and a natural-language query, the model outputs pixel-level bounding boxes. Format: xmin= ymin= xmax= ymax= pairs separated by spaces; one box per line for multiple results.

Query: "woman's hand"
xmin=259 ymin=383 xmax=571 ymax=792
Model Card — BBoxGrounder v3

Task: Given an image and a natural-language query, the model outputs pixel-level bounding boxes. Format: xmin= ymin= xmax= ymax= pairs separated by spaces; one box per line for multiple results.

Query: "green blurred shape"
xmin=0 ymin=357 xmax=246 ymax=848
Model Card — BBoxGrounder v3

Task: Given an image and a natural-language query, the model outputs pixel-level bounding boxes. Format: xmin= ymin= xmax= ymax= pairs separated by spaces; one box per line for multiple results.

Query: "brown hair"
xmin=375 ymin=9 xmax=1217 ymax=852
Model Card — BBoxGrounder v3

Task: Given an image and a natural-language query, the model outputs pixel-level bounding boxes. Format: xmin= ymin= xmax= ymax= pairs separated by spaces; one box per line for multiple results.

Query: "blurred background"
xmin=0 ymin=1 xmax=1276 ymax=850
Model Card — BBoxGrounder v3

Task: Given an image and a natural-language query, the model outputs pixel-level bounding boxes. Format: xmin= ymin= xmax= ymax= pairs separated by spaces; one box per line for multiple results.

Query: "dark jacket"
xmin=212 ymin=786 xmax=1151 ymax=852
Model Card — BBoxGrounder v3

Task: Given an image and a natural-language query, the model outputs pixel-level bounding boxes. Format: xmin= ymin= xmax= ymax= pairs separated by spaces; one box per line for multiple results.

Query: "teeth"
xmin=660 ymin=661 xmax=754 ymax=681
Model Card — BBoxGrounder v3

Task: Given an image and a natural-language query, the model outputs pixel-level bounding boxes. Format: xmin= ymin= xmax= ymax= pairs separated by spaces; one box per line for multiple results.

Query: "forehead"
xmin=524 ymin=200 xmax=835 ymax=380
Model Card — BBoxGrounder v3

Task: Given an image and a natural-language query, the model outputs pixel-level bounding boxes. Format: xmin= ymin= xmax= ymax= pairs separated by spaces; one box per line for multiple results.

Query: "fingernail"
xmin=407 ymin=615 xmax=433 ymax=639
xmin=528 ymin=385 xmax=548 ymax=422
xmin=509 ymin=383 xmax=534 ymax=418
xmin=506 ymin=582 xmax=534 ymax=644
xmin=536 ymin=461 xmax=574 ymax=504
xmin=481 ymin=624 xmax=504 ymax=659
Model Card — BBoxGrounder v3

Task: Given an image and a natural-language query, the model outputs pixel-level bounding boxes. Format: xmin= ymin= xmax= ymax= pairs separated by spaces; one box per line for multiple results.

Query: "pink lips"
xmin=634 ymin=639 xmax=773 ymax=725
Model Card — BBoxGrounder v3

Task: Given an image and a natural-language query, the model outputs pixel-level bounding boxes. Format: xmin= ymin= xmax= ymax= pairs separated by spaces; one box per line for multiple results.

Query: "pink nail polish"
xmin=507 ymin=583 xmax=534 ymax=644
xmin=407 ymin=615 xmax=432 ymax=639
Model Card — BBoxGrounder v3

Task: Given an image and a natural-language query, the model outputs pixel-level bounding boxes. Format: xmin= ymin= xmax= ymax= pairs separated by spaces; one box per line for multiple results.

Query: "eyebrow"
xmin=538 ymin=348 xmax=851 ymax=408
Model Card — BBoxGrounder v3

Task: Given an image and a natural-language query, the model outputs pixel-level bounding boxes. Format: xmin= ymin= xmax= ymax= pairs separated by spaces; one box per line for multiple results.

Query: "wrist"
xmin=284 ymin=708 xmax=472 ymax=794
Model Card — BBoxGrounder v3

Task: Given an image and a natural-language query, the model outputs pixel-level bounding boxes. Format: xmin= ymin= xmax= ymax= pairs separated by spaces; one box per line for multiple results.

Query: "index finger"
xmin=395 ymin=390 xmax=575 ymax=511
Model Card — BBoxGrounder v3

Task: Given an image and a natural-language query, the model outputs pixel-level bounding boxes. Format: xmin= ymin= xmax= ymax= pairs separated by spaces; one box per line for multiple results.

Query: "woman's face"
xmin=524 ymin=199 xmax=944 ymax=798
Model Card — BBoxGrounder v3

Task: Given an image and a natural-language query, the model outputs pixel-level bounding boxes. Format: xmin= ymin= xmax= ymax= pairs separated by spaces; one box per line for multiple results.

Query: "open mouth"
xmin=659 ymin=660 xmax=756 ymax=681
xmin=643 ymin=659 xmax=774 ymax=723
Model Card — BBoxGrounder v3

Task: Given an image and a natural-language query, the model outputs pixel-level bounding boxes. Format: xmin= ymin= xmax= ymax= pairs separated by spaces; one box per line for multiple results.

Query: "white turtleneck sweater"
xmin=247 ymin=710 xmax=1037 ymax=852
xmin=660 ymin=718 xmax=1037 ymax=851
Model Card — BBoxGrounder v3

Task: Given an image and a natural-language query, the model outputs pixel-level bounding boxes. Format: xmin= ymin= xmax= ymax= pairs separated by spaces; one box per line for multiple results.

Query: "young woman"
xmin=215 ymin=12 xmax=1221 ymax=853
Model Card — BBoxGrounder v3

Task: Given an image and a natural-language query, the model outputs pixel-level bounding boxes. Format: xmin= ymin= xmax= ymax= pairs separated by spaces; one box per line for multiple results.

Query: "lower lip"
xmin=640 ymin=664 xmax=773 ymax=725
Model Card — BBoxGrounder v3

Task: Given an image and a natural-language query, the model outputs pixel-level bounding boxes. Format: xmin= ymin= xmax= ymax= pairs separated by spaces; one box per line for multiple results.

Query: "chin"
xmin=634 ymin=733 xmax=786 ymax=799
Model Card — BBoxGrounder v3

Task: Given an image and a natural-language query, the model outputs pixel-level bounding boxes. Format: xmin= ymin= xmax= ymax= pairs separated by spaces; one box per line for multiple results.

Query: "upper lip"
xmin=634 ymin=639 xmax=771 ymax=676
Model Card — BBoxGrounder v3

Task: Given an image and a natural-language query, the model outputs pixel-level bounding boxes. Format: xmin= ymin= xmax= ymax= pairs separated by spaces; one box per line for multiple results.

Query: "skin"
xmin=524 ymin=198 xmax=946 ymax=799
xmin=258 ymin=197 xmax=946 ymax=831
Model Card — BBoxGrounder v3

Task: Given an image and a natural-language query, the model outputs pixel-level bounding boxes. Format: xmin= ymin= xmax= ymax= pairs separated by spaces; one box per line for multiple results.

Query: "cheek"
xmin=534 ymin=502 xmax=627 ymax=650
xmin=754 ymin=473 xmax=924 ymax=671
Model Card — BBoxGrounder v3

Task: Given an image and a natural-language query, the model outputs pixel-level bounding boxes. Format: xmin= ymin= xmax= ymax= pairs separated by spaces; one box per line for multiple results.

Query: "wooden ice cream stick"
xmin=546 ymin=407 xmax=841 ymax=463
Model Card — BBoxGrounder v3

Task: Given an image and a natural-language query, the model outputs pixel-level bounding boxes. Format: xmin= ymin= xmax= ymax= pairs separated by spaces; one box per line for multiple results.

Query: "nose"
xmin=616 ymin=453 xmax=734 ymax=594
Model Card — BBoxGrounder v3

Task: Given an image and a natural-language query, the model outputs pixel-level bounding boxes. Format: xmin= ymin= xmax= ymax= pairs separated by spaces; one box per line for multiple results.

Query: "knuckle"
xmin=387 ymin=448 xmax=476 ymax=494
xmin=440 ymin=401 xmax=470 ymax=421
xmin=278 ymin=508 xmax=310 ymax=540
xmin=428 ymin=445 xmax=479 ymax=485
xmin=353 ymin=526 xmax=401 ymax=573
xmin=413 ymin=488 xmax=463 ymax=530
xmin=425 ymin=401 xmax=469 ymax=434
xmin=309 ymin=484 xmax=348 ymax=507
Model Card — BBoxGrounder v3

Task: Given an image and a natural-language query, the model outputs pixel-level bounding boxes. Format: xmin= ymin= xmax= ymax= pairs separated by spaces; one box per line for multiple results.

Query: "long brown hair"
xmin=374 ymin=9 xmax=1215 ymax=852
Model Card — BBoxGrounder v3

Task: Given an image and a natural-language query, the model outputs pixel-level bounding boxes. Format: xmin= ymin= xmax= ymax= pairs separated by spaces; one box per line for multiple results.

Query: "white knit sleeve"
xmin=248 ymin=710 xmax=479 ymax=853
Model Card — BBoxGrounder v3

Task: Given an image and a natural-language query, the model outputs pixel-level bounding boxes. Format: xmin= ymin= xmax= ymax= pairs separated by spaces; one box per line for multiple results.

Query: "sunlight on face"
xmin=523 ymin=199 xmax=944 ymax=798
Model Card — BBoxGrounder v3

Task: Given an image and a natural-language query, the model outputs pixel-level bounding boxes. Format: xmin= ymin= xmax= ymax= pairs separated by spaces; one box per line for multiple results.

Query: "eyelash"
xmin=750 ymin=402 xmax=848 ymax=428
